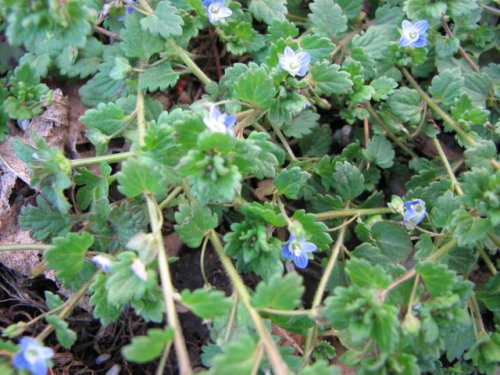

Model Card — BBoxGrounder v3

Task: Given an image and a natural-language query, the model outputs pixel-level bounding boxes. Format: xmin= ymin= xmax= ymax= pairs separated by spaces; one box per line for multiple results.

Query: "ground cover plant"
xmin=0 ymin=0 xmax=499 ymax=374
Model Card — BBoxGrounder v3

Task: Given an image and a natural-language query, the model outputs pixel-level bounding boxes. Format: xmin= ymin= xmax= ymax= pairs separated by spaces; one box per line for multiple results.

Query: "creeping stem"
xmin=136 ymin=92 xmax=192 ymax=374
xmin=208 ymin=230 xmax=291 ymax=375
xmin=316 ymin=207 xmax=392 ymax=220
xmin=70 ymin=151 xmax=135 ymax=168
xmin=169 ymin=40 xmax=213 ymax=86
xmin=303 ymin=225 xmax=347 ymax=364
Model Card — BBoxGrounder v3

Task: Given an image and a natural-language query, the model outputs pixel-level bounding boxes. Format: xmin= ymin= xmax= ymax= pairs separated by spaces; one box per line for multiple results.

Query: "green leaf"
xmin=310 ymin=62 xmax=353 ymax=96
xmin=245 ymin=132 xmax=285 ymax=179
xmin=429 ymin=68 xmax=465 ymax=107
xmin=346 ymin=258 xmax=392 ymax=288
xmin=19 ymin=196 xmax=72 ymax=241
xmin=435 ymin=36 xmax=460 ymax=59
xmin=44 ymin=291 xmax=64 ymax=310
xmin=121 ymin=13 xmax=165 ymax=59
xmin=478 ymin=274 xmax=500 ymax=312
xmin=106 ymin=252 xmax=150 ymax=305
xmin=300 ymin=361 xmax=340 ymax=375
xmin=371 ymin=221 xmax=412 ymax=263
xmin=301 ymin=35 xmax=335 ymax=62
xmin=74 ymin=165 xmax=111 ymax=211
xmin=332 ymin=161 xmax=364 ymax=200
xmin=44 ymin=232 xmax=94 ymax=285
xmin=386 ymin=87 xmax=422 ymax=125
xmin=451 ymin=95 xmax=489 ymax=127
xmin=122 ymin=328 xmax=174 ymax=363
xmin=309 ymin=0 xmax=348 ymax=39
xmin=369 ymin=77 xmax=398 ymax=101
xmin=80 ymin=103 xmax=127 ymax=153
xmin=174 ymin=203 xmax=218 ymax=248
xmin=416 ymin=262 xmax=456 ymax=297
xmin=138 ymin=62 xmax=179 ymax=92
xmin=267 ymin=20 xmax=299 ymax=43
xmin=180 ymin=289 xmax=232 ymax=319
xmin=251 ymin=273 xmax=304 ymax=310
xmin=362 ymin=135 xmax=395 ymax=169
xmin=140 ymin=1 xmax=184 ymax=39
xmin=431 ymin=190 xmax=460 ymax=229
xmin=275 ymin=167 xmax=311 ymax=199
xmin=211 ymin=336 xmax=258 ymax=375
xmin=90 ymin=274 xmax=124 ymax=326
xmin=404 ymin=0 xmax=447 ymax=20
xmin=117 ymin=157 xmax=167 ymax=197
xmin=292 ymin=210 xmax=332 ymax=251
xmin=57 ymin=37 xmax=103 ymax=79
xmin=79 ymin=54 xmax=128 ymax=107
xmin=337 ymin=0 xmax=364 ymax=19
xmin=450 ymin=207 xmax=491 ymax=247
xmin=45 ymin=315 xmax=77 ymax=349
xmin=241 ymin=202 xmax=287 ymax=227
xmin=110 ymin=56 xmax=132 ymax=80
xmin=249 ymin=0 xmax=287 ymax=25
xmin=282 ymin=110 xmax=320 ymax=139
xmin=233 ymin=66 xmax=277 ymax=108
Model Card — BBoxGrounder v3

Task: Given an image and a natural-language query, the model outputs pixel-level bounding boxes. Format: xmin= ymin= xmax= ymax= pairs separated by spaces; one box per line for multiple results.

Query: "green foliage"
xmin=44 ymin=232 xmax=94 ymax=288
xmin=3 ymin=1 xmax=498 ymax=374
xmin=210 ymin=336 xmax=258 ymax=375
xmin=309 ymin=0 xmax=347 ymax=39
xmin=274 ymin=167 xmax=310 ymax=199
xmin=233 ymin=66 xmax=277 ymax=108
xmin=292 ymin=210 xmax=332 ymax=251
xmin=174 ymin=202 xmax=218 ymax=248
xmin=310 ymin=62 xmax=353 ymax=96
xmin=122 ymin=328 xmax=174 ymax=363
xmin=4 ymin=63 xmax=49 ymax=120
xmin=45 ymin=315 xmax=77 ymax=349
xmin=117 ymin=157 xmax=167 ymax=198
xmin=251 ymin=273 xmax=304 ymax=310
xmin=140 ymin=1 xmax=184 ymax=39
xmin=180 ymin=289 xmax=232 ymax=319
xmin=19 ymin=197 xmax=72 ymax=241
xmin=249 ymin=0 xmax=287 ymax=25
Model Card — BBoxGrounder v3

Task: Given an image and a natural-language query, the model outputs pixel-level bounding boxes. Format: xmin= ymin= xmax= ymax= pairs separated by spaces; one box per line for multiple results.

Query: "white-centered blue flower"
xmin=12 ymin=337 xmax=54 ymax=375
xmin=278 ymin=46 xmax=311 ymax=77
xmin=131 ymin=258 xmax=148 ymax=281
xmin=281 ymin=235 xmax=317 ymax=269
xmin=399 ymin=20 xmax=429 ymax=48
xmin=203 ymin=106 xmax=236 ymax=136
xmin=202 ymin=0 xmax=232 ymax=24
xmin=403 ymin=199 xmax=426 ymax=229
xmin=92 ymin=255 xmax=113 ymax=272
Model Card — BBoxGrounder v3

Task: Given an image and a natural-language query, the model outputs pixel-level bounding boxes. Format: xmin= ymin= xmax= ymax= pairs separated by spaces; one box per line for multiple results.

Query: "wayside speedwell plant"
xmin=0 ymin=0 xmax=499 ymax=374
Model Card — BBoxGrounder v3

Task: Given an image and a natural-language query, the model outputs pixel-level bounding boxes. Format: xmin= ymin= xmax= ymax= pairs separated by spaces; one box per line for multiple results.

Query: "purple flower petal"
xmin=413 ymin=20 xmax=429 ymax=34
xmin=399 ymin=35 xmax=412 ymax=47
xmin=292 ymin=253 xmax=308 ymax=268
xmin=401 ymin=20 xmax=413 ymax=32
xmin=412 ymin=34 xmax=427 ymax=47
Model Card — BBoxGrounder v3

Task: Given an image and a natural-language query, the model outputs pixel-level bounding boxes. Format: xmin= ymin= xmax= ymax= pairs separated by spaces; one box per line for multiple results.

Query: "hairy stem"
xmin=209 ymin=230 xmax=291 ymax=375
xmin=316 ymin=207 xmax=392 ymax=221
xmin=401 ymin=67 xmax=477 ymax=147
xmin=440 ymin=17 xmax=480 ymax=73
xmin=169 ymin=40 xmax=212 ymax=85
xmin=431 ymin=137 xmax=464 ymax=195
xmin=70 ymin=151 xmax=135 ymax=168
xmin=0 ymin=244 xmax=52 ymax=251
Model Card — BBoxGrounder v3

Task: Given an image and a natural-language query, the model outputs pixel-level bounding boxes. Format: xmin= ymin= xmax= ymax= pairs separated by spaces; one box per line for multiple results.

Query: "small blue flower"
xmin=92 ymin=255 xmax=113 ymax=272
xmin=278 ymin=46 xmax=311 ymax=77
xmin=118 ymin=0 xmax=136 ymax=22
xmin=202 ymin=0 xmax=232 ymax=24
xmin=203 ymin=106 xmax=236 ymax=136
xmin=403 ymin=199 xmax=426 ymax=229
xmin=399 ymin=20 xmax=429 ymax=48
xmin=12 ymin=337 xmax=54 ymax=375
xmin=281 ymin=235 xmax=317 ymax=269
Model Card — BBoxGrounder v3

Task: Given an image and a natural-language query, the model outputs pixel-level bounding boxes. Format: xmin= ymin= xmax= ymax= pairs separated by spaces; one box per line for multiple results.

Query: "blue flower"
xmin=118 ymin=0 xmax=136 ymax=22
xmin=12 ymin=337 xmax=54 ymax=375
xmin=399 ymin=20 xmax=429 ymax=48
xmin=403 ymin=199 xmax=426 ymax=229
xmin=203 ymin=106 xmax=236 ymax=136
xmin=202 ymin=0 xmax=232 ymax=24
xmin=278 ymin=46 xmax=311 ymax=77
xmin=281 ymin=235 xmax=317 ymax=269
xmin=92 ymin=255 xmax=113 ymax=272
